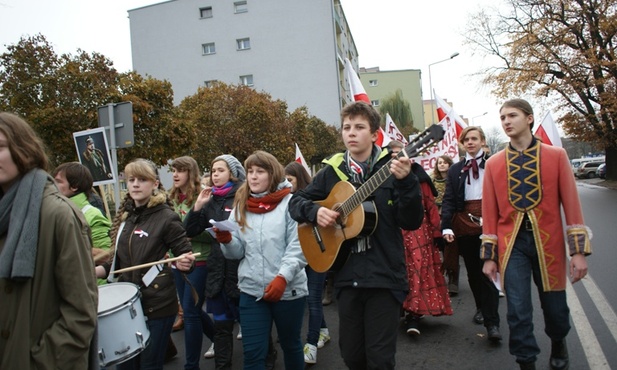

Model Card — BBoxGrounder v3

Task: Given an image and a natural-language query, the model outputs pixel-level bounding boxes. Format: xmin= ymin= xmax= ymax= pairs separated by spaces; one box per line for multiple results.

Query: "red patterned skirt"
xmin=402 ymin=224 xmax=453 ymax=316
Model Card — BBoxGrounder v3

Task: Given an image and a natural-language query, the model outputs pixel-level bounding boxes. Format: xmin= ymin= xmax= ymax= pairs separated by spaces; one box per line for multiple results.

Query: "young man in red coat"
xmin=481 ymin=99 xmax=592 ymax=370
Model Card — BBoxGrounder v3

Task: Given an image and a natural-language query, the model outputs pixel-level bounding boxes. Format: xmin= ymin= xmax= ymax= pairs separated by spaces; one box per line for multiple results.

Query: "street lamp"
xmin=429 ymin=52 xmax=460 ymax=125
xmin=471 ymin=112 xmax=488 ymax=125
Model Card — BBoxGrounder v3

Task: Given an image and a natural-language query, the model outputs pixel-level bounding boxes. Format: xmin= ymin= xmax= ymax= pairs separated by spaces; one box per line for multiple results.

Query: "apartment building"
xmin=128 ymin=0 xmax=359 ymax=126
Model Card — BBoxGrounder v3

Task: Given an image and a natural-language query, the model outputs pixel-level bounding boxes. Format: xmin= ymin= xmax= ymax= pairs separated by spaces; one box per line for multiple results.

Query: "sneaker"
xmin=236 ymin=326 xmax=242 ymax=340
xmin=406 ymin=316 xmax=421 ymax=336
xmin=203 ymin=343 xmax=215 ymax=359
xmin=304 ymin=343 xmax=317 ymax=364
xmin=499 ymin=290 xmax=505 ymax=297
xmin=317 ymin=328 xmax=331 ymax=348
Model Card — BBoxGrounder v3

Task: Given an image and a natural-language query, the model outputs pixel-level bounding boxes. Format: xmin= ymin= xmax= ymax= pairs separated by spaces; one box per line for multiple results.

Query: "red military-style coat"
xmin=480 ymin=140 xmax=591 ymax=292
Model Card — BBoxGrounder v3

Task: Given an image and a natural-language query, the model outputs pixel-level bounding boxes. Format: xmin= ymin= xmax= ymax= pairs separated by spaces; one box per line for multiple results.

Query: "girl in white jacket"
xmin=215 ymin=150 xmax=307 ymax=370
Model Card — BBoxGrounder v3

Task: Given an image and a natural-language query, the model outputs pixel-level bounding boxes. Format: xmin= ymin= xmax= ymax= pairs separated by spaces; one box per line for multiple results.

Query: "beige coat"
xmin=0 ymin=181 xmax=98 ymax=369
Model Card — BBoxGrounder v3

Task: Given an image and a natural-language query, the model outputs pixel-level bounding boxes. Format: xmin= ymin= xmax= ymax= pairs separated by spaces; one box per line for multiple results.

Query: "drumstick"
xmin=111 ymin=252 xmax=201 ymax=275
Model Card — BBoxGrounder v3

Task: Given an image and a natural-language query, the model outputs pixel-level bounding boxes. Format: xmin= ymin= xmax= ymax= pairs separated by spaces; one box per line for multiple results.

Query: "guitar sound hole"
xmin=332 ymin=203 xmax=346 ymax=229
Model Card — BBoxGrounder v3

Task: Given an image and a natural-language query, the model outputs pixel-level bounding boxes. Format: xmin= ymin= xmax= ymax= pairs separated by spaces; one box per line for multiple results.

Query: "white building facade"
xmin=129 ymin=0 xmax=359 ymax=126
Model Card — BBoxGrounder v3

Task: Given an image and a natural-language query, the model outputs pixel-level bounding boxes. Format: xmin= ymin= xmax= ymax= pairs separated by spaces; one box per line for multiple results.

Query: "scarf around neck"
xmin=344 ymin=145 xmax=382 ymax=184
xmin=247 ymin=187 xmax=291 ymax=214
xmin=0 ymin=169 xmax=48 ymax=281
xmin=213 ymin=181 xmax=234 ymax=197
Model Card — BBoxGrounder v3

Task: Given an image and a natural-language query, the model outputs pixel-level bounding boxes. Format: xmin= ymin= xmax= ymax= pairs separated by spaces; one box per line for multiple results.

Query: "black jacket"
xmin=184 ymin=183 xmax=241 ymax=299
xmin=289 ymin=149 xmax=423 ymax=296
xmin=440 ymin=153 xmax=488 ymax=231
xmin=111 ymin=193 xmax=192 ymax=319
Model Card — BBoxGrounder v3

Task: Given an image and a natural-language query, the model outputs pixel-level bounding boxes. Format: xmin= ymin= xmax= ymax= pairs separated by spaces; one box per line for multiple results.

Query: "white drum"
xmin=97 ymin=282 xmax=151 ymax=367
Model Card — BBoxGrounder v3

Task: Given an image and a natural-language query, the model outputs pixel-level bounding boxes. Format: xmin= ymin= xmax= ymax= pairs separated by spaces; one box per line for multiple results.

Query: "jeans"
xmin=458 ymin=235 xmax=500 ymax=327
xmin=305 ymin=265 xmax=327 ymax=346
xmin=239 ymin=293 xmax=305 ymax=370
xmin=337 ymin=288 xmax=400 ymax=370
xmin=116 ymin=314 xmax=175 ymax=370
xmin=504 ymin=229 xmax=571 ymax=364
xmin=173 ymin=267 xmax=215 ymax=370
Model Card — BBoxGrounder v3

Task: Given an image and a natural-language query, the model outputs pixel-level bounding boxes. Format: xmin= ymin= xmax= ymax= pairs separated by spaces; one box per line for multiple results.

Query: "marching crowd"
xmin=0 ymin=98 xmax=591 ymax=370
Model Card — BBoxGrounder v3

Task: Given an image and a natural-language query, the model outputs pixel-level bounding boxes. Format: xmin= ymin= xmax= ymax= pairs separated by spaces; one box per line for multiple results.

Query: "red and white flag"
xmin=344 ymin=58 xmax=390 ymax=147
xmin=533 ymin=112 xmax=562 ymax=147
xmin=434 ymin=93 xmax=467 ymax=139
xmin=385 ymin=113 xmax=408 ymax=145
xmin=295 ymin=143 xmax=311 ymax=175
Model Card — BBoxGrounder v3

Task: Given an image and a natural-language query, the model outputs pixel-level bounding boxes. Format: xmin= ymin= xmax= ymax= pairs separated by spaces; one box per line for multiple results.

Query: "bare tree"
xmin=464 ymin=0 xmax=617 ymax=179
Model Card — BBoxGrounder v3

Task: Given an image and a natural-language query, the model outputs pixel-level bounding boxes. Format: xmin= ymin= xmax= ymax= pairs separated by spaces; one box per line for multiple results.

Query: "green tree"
xmin=464 ymin=0 xmax=617 ymax=180
xmin=378 ymin=89 xmax=417 ymax=140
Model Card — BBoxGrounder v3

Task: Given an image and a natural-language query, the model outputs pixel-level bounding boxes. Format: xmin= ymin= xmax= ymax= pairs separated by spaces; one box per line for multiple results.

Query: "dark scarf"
xmin=343 ymin=145 xmax=382 ymax=184
xmin=0 ymin=169 xmax=48 ymax=281
xmin=247 ymin=187 xmax=291 ymax=214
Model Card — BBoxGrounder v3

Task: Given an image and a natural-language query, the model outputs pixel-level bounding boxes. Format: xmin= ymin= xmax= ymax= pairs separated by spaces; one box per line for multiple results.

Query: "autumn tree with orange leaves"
xmin=465 ymin=0 xmax=617 ymax=180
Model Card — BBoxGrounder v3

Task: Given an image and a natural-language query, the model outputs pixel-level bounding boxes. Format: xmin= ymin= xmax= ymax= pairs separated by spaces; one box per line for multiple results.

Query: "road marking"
xmin=580 ymin=275 xmax=617 ymax=345
xmin=567 ymin=280 xmax=610 ymax=369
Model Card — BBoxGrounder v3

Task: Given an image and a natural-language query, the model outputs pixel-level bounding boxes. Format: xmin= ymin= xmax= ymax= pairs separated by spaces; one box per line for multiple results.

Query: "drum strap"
xmin=107 ymin=221 xmax=126 ymax=284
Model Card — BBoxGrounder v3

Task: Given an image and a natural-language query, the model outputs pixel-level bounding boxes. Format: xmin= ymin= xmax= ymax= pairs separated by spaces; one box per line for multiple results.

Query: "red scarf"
xmin=247 ymin=188 xmax=291 ymax=214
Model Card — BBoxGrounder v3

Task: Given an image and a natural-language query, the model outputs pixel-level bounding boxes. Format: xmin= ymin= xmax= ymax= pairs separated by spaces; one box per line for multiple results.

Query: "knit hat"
xmin=213 ymin=154 xmax=246 ymax=181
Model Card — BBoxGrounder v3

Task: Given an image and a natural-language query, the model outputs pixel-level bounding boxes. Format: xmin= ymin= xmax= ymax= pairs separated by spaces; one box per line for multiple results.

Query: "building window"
xmin=236 ymin=38 xmax=251 ymax=50
xmin=371 ymin=100 xmax=380 ymax=106
xmin=234 ymin=1 xmax=248 ymax=13
xmin=199 ymin=7 xmax=213 ymax=18
xmin=204 ymin=80 xmax=217 ymax=87
xmin=240 ymin=75 xmax=254 ymax=87
xmin=369 ymin=80 xmax=378 ymax=86
xmin=202 ymin=42 xmax=216 ymax=55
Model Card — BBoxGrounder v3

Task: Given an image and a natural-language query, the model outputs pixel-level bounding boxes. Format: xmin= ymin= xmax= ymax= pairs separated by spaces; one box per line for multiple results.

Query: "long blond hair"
xmin=233 ymin=151 xmax=285 ymax=229
xmin=110 ymin=159 xmax=169 ymax=243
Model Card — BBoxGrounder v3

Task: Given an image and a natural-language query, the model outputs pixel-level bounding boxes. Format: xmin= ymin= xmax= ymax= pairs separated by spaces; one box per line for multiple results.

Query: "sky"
xmin=0 ymin=0 xmax=508 ymax=134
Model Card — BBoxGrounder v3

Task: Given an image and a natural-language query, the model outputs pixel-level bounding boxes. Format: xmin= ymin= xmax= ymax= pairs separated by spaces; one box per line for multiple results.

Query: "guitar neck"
xmin=338 ymin=124 xmax=444 ymax=218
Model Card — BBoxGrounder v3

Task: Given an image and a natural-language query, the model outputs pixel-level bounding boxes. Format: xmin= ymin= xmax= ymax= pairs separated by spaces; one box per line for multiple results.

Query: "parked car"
xmin=596 ymin=163 xmax=606 ymax=179
xmin=576 ymin=161 xmax=604 ymax=179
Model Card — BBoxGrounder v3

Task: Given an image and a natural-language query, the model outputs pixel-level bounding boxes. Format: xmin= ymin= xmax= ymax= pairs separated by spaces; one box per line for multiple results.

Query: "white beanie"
xmin=213 ymin=154 xmax=246 ymax=181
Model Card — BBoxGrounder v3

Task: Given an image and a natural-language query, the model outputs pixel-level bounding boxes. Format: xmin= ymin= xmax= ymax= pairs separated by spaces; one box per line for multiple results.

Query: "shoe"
xmin=519 ymin=361 xmax=536 ymax=370
xmin=499 ymin=290 xmax=505 ymax=297
xmin=203 ymin=343 xmax=215 ymax=359
xmin=304 ymin=343 xmax=317 ymax=364
xmin=317 ymin=328 xmax=331 ymax=348
xmin=236 ymin=326 xmax=242 ymax=340
xmin=406 ymin=317 xmax=421 ymax=336
xmin=473 ymin=309 xmax=484 ymax=325
xmin=486 ymin=325 xmax=502 ymax=342
xmin=549 ymin=339 xmax=569 ymax=370
xmin=448 ymin=283 xmax=459 ymax=296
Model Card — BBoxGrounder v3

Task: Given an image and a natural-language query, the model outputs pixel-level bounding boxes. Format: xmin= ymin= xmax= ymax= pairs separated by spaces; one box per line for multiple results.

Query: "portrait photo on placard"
xmin=73 ymin=127 xmax=115 ymax=185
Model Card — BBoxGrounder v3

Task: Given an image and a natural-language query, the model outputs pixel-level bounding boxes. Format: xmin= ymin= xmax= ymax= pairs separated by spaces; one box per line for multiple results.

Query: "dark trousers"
xmin=505 ymin=229 xmax=571 ymax=364
xmin=306 ymin=265 xmax=328 ymax=345
xmin=116 ymin=314 xmax=175 ymax=370
xmin=239 ymin=293 xmax=305 ymax=370
xmin=458 ymin=235 xmax=500 ymax=327
xmin=338 ymin=288 xmax=400 ymax=370
xmin=173 ymin=266 xmax=215 ymax=370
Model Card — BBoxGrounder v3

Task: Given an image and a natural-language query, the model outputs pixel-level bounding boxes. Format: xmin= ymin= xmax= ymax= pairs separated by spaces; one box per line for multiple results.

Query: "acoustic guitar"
xmin=298 ymin=124 xmax=445 ymax=272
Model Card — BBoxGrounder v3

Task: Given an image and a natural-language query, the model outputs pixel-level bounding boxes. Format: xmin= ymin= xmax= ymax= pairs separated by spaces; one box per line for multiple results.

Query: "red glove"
xmin=263 ymin=275 xmax=287 ymax=302
xmin=214 ymin=229 xmax=232 ymax=244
